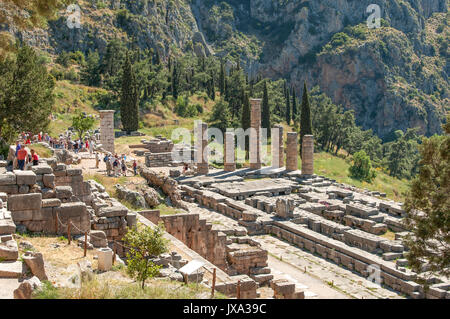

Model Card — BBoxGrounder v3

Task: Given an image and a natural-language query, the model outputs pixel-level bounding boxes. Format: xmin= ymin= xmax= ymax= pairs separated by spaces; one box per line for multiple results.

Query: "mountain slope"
xmin=1 ymin=0 xmax=448 ymax=138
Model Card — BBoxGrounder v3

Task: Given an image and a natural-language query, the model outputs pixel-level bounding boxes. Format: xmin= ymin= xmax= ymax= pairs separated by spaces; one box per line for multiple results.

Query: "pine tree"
xmin=208 ymin=99 xmax=231 ymax=133
xmin=403 ymin=116 xmax=450 ymax=279
xmin=261 ymin=80 xmax=271 ymax=138
xmin=0 ymin=44 xmax=55 ymax=141
xmin=120 ymin=52 xmax=139 ymax=133
xmin=81 ymin=50 xmax=100 ymax=87
xmin=299 ymin=81 xmax=312 ymax=156
xmin=285 ymin=83 xmax=291 ymax=125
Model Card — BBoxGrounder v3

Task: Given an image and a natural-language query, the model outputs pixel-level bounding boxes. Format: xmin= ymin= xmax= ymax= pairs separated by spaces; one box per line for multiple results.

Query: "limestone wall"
xmin=159 ymin=213 xmax=228 ymax=272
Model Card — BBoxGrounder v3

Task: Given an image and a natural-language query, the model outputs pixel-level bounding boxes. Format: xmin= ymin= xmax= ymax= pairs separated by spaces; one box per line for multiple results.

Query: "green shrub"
xmin=349 ymin=150 xmax=377 ymax=182
xmin=331 ymin=32 xmax=350 ymax=47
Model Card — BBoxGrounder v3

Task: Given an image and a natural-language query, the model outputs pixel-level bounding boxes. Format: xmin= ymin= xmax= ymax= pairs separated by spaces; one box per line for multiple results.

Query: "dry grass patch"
xmin=34 ymin=276 xmax=226 ymax=299
xmin=17 ymin=234 xmax=99 ymax=270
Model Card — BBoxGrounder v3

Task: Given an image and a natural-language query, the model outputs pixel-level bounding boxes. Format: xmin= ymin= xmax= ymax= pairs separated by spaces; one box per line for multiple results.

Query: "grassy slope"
xmin=306 ymin=152 xmax=409 ymax=202
xmin=49 ymin=80 xmax=105 ymax=136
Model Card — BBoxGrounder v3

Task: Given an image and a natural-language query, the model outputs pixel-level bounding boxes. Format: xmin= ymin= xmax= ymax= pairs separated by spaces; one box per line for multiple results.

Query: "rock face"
xmin=115 ymin=184 xmax=146 ymax=209
xmin=143 ymin=187 xmax=161 ymax=208
xmin=140 ymin=168 xmax=187 ymax=210
xmin=2 ymin=0 xmax=447 ymax=137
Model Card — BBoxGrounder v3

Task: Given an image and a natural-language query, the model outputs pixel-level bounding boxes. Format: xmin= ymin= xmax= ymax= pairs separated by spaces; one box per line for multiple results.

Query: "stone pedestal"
xmin=224 ymin=131 xmax=236 ymax=172
xmin=301 ymin=135 xmax=314 ymax=175
xmin=250 ymin=99 xmax=262 ymax=170
xmin=271 ymin=125 xmax=284 ymax=168
xmin=196 ymin=122 xmax=209 ymax=175
xmin=97 ymin=247 xmax=113 ymax=271
xmin=286 ymin=132 xmax=298 ymax=171
xmin=99 ymin=110 xmax=115 ymax=154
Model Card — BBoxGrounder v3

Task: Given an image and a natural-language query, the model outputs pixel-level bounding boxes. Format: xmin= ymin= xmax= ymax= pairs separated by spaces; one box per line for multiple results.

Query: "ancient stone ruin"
xmin=99 ymin=110 xmax=115 ymax=154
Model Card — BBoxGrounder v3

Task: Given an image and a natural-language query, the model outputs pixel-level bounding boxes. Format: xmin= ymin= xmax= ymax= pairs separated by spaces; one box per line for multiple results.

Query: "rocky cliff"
xmin=1 ymin=0 xmax=448 ymax=138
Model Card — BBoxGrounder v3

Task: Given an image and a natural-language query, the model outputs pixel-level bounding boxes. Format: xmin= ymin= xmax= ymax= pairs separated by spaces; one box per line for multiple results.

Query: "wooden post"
xmin=112 ymin=242 xmax=116 ymax=265
xmin=67 ymin=220 xmax=71 ymax=245
xmin=211 ymin=268 xmax=216 ymax=298
xmin=84 ymin=232 xmax=87 ymax=257
xmin=55 ymin=212 xmax=58 ymax=235
xmin=237 ymin=280 xmax=241 ymax=299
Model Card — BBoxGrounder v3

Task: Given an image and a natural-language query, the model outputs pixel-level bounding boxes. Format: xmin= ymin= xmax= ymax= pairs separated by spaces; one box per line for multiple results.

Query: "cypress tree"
xmin=120 ymin=52 xmax=139 ymax=133
xmin=261 ymin=81 xmax=271 ymax=138
xmin=300 ymin=81 xmax=313 ymax=156
xmin=171 ymin=60 xmax=179 ymax=99
xmin=219 ymin=61 xmax=225 ymax=96
xmin=241 ymin=91 xmax=251 ymax=159
xmin=285 ymin=83 xmax=291 ymax=125
xmin=292 ymin=87 xmax=297 ymax=122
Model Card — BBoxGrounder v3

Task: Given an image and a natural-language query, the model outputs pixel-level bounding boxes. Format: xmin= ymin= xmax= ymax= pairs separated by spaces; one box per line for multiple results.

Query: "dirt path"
xmin=253 ymin=235 xmax=404 ymax=299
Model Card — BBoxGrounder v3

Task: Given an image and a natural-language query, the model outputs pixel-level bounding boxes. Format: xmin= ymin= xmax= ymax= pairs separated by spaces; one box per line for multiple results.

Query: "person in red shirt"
xmin=133 ymin=160 xmax=137 ymax=176
xmin=25 ymin=136 xmax=31 ymax=144
xmin=16 ymin=147 xmax=28 ymax=170
xmin=30 ymin=149 xmax=39 ymax=166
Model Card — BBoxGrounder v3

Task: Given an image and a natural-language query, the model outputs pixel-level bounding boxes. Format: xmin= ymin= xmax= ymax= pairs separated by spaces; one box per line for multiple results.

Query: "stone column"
xmin=301 ymin=135 xmax=314 ymax=175
xmin=224 ymin=131 xmax=236 ymax=172
xmin=286 ymin=132 xmax=298 ymax=171
xmin=99 ymin=110 xmax=115 ymax=154
xmin=196 ymin=122 xmax=209 ymax=175
xmin=250 ymin=99 xmax=262 ymax=170
xmin=271 ymin=125 xmax=284 ymax=168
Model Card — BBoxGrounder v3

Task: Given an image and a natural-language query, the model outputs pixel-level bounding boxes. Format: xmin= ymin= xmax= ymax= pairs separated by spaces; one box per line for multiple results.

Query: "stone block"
xmin=41 ymin=198 xmax=61 ymax=208
xmin=31 ymin=165 xmax=53 ymax=175
xmin=270 ymin=279 xmax=295 ymax=295
xmin=7 ymin=193 xmax=42 ymax=211
xmin=11 ymin=210 xmax=37 ymax=222
xmin=42 ymin=174 xmax=55 ymax=188
xmin=32 ymin=207 xmax=53 ymax=221
xmin=23 ymin=221 xmax=44 ymax=232
xmin=66 ymin=168 xmax=82 ymax=176
xmin=98 ymin=206 xmax=128 ymax=218
xmin=14 ymin=170 xmax=37 ymax=185
xmin=55 ymin=186 xmax=73 ymax=199
xmin=0 ymin=239 xmax=18 ymax=260
xmin=0 ymin=219 xmax=16 ymax=235
xmin=18 ymin=185 xmax=29 ymax=194
xmin=89 ymin=230 xmax=107 ymax=248
xmin=0 ymin=173 xmax=16 ymax=185
xmin=57 ymin=202 xmax=87 ymax=218
xmin=0 ymin=185 xmax=18 ymax=194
